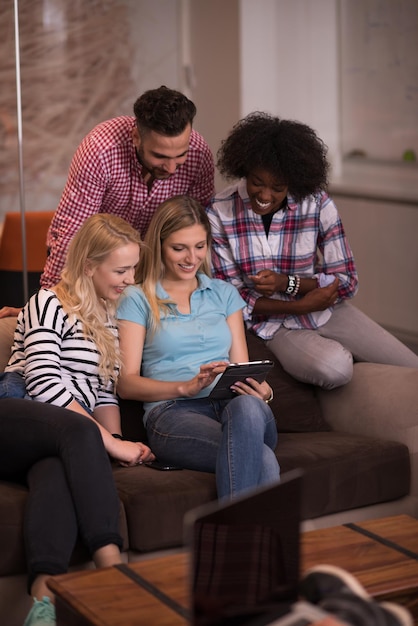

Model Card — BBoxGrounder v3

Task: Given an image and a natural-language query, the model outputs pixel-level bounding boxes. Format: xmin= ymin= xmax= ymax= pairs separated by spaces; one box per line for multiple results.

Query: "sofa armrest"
xmin=317 ymin=362 xmax=418 ymax=495
xmin=317 ymin=362 xmax=418 ymax=441
xmin=0 ymin=317 xmax=17 ymax=372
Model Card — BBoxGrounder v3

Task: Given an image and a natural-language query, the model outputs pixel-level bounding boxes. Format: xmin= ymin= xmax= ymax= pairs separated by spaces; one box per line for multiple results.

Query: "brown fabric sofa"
xmin=0 ymin=315 xmax=417 ymax=625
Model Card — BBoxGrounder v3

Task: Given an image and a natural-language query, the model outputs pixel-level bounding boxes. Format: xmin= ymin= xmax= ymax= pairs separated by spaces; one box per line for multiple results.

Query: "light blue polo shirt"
xmin=117 ymin=274 xmax=245 ymax=420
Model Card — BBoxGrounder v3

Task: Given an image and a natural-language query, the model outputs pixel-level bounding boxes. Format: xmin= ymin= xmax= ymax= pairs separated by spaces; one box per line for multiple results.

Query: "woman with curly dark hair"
xmin=207 ymin=113 xmax=418 ymax=389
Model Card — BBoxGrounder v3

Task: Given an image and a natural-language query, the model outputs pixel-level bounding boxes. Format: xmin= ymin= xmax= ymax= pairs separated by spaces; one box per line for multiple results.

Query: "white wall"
xmin=336 ymin=195 xmax=418 ymax=339
xmin=239 ymin=0 xmax=341 ymax=176
xmin=339 ymin=0 xmax=418 ymax=163
xmin=186 ymin=0 xmax=240 ymax=192
xmin=190 ymin=0 xmax=418 ymax=341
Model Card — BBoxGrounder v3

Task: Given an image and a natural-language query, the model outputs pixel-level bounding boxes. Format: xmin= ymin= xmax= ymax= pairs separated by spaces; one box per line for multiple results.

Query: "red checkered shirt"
xmin=41 ymin=116 xmax=215 ymax=288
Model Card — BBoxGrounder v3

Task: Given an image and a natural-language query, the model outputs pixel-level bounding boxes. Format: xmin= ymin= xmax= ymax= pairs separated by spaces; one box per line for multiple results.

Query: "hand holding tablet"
xmin=209 ymin=360 xmax=274 ymax=400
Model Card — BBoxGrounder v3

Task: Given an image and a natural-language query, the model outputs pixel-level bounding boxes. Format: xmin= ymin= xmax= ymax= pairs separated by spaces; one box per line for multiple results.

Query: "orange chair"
xmin=0 ymin=210 xmax=54 ymax=307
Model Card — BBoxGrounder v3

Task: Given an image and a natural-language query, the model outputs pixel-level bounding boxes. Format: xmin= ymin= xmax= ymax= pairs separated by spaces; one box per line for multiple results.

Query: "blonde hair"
xmin=54 ymin=214 xmax=141 ymax=382
xmin=136 ymin=195 xmax=212 ymax=330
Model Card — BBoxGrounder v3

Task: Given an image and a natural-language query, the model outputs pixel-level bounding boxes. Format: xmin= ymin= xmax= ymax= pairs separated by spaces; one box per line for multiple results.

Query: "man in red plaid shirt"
xmin=41 ymin=85 xmax=215 ymax=289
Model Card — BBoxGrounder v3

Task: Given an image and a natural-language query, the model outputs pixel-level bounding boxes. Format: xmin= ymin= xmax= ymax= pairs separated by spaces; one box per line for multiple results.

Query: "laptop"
xmin=184 ymin=469 xmax=304 ymax=626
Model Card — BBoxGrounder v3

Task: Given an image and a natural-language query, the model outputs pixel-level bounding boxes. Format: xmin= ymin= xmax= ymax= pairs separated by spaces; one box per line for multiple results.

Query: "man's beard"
xmin=135 ymin=148 xmax=171 ymax=180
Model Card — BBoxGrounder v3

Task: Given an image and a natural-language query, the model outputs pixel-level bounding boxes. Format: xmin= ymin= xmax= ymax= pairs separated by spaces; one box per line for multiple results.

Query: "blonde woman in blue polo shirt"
xmin=117 ymin=195 xmax=280 ymax=499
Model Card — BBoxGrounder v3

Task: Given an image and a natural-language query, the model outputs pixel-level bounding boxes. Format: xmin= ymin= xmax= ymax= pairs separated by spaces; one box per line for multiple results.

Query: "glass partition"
xmin=0 ymin=0 xmax=180 ymax=303
xmin=0 ymin=0 xmax=181 ymax=221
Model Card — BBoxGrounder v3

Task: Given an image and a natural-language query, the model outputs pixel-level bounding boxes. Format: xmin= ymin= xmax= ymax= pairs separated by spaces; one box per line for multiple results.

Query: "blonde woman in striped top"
xmin=0 ymin=214 xmax=153 ymax=625
xmin=5 ymin=214 xmax=153 ymax=463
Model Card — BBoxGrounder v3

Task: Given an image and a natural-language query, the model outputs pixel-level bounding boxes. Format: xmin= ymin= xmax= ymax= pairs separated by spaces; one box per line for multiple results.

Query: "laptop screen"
xmin=184 ymin=469 xmax=303 ymax=626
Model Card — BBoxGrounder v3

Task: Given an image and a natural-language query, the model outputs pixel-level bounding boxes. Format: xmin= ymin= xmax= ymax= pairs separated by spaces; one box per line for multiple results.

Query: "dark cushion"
xmin=111 ymin=431 xmax=410 ymax=554
xmin=0 ymin=430 xmax=409 ymax=571
xmin=0 ymin=271 xmax=42 ymax=308
xmin=119 ymin=398 xmax=147 ymax=442
xmin=277 ymin=432 xmax=411 ymax=519
xmin=0 ymin=481 xmax=28 ymax=576
xmin=244 ymin=330 xmax=330 ymax=433
xmin=113 ymin=465 xmax=216 ymax=553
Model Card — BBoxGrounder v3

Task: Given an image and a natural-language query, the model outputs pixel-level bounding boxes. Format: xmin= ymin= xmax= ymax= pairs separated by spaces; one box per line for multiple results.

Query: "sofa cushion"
xmin=109 ymin=431 xmax=410 ymax=554
xmin=0 ymin=430 xmax=410 ymax=572
xmin=0 ymin=317 xmax=17 ymax=372
xmin=277 ymin=431 xmax=411 ymax=519
xmin=245 ymin=330 xmax=330 ymax=433
xmin=0 ymin=481 xmax=28 ymax=576
xmin=119 ymin=398 xmax=147 ymax=442
xmin=113 ymin=465 xmax=217 ymax=553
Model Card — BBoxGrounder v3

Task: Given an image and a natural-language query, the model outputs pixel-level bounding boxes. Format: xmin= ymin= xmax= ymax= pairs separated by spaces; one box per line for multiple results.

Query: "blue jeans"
xmin=145 ymin=395 xmax=280 ymax=500
xmin=0 ymin=371 xmax=26 ymax=399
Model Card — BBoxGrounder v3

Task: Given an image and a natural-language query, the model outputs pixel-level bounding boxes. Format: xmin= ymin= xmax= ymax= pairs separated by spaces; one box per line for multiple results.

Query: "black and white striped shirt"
xmin=6 ymin=289 xmax=118 ymax=411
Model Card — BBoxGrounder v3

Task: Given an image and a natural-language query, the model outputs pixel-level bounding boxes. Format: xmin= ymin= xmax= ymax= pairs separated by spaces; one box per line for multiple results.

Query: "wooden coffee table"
xmin=301 ymin=515 xmax=418 ymax=619
xmin=48 ymin=515 xmax=418 ymax=625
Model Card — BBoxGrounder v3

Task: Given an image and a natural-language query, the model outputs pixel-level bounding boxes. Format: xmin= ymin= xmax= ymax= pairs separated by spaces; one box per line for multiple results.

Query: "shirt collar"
xmin=156 ymin=273 xmax=213 ymax=299
xmin=196 ymin=273 xmax=213 ymax=290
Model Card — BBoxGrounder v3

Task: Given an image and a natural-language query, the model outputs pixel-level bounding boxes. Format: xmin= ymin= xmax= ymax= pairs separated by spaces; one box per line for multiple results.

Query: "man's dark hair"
xmin=217 ymin=112 xmax=330 ymax=202
xmin=133 ymin=86 xmax=197 ymax=137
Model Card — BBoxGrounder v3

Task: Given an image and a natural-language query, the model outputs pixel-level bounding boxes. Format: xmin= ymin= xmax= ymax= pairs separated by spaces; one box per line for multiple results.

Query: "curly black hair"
xmin=133 ymin=85 xmax=196 ymax=137
xmin=217 ymin=112 xmax=330 ymax=202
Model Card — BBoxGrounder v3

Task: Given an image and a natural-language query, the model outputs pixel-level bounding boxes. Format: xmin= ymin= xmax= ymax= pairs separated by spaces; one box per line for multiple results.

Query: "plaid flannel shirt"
xmin=206 ymin=179 xmax=358 ymax=340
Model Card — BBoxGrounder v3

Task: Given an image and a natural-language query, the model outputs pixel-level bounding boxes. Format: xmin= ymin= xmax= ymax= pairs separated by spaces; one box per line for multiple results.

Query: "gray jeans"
xmin=266 ymin=301 xmax=418 ymax=389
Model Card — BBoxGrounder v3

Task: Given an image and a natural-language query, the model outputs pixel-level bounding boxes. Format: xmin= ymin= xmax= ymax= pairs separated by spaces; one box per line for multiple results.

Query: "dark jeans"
xmin=0 ymin=398 xmax=122 ymax=592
